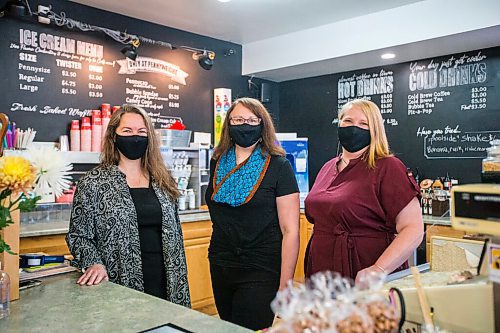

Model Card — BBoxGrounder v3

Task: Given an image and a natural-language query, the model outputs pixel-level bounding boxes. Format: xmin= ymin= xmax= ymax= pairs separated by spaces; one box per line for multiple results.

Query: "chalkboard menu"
xmin=280 ymin=47 xmax=500 ymax=184
xmin=0 ymin=4 xmax=248 ymax=142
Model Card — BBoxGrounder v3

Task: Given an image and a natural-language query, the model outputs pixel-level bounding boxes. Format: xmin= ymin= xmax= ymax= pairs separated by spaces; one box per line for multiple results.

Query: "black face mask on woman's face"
xmin=115 ymin=134 xmax=148 ymax=160
xmin=338 ymin=125 xmax=371 ymax=153
xmin=229 ymin=124 xmax=262 ymax=148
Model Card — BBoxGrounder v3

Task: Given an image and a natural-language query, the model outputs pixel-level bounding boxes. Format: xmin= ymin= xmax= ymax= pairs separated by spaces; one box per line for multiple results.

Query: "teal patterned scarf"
xmin=212 ymin=146 xmax=271 ymax=207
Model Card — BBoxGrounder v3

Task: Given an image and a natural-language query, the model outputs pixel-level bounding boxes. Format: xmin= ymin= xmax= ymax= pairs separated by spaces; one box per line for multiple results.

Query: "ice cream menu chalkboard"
xmin=0 ymin=17 xmax=199 ymax=141
xmin=331 ymin=47 xmax=500 ymax=182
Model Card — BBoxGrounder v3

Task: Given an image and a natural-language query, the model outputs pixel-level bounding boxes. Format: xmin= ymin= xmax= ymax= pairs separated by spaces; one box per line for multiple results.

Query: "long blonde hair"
xmin=101 ymin=104 xmax=180 ymax=199
xmin=339 ymin=99 xmax=392 ymax=169
xmin=213 ymin=97 xmax=285 ymax=160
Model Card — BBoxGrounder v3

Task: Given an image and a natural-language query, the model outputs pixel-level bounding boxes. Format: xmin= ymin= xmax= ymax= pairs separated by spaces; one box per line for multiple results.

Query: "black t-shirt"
xmin=129 ymin=186 xmax=168 ymax=299
xmin=206 ymin=154 xmax=299 ymax=275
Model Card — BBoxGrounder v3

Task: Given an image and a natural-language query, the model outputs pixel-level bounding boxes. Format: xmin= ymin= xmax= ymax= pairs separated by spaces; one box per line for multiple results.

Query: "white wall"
xmin=243 ymin=0 xmax=500 ymax=81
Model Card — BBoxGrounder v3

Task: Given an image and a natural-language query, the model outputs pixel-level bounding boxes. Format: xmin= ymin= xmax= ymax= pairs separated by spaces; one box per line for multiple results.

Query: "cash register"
xmin=451 ymin=183 xmax=499 ymax=333
xmin=385 ymin=183 xmax=499 ymax=333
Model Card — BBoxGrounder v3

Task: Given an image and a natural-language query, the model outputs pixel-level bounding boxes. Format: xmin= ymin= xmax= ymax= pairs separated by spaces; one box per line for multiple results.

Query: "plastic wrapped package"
xmin=355 ymin=271 xmax=400 ymax=333
xmin=270 ymin=272 xmax=375 ymax=333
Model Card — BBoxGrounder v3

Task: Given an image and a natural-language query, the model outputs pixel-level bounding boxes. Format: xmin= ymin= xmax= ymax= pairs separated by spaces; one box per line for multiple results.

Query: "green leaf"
xmin=0 ymin=239 xmax=16 ymax=255
xmin=0 ymin=206 xmax=12 ymax=229
xmin=18 ymin=195 xmax=41 ymax=212
xmin=0 ymin=189 xmax=12 ymax=200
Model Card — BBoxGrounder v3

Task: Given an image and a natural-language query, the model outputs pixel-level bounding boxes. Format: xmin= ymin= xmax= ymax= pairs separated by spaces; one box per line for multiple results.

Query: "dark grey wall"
xmin=0 ymin=0 xmax=279 ymax=141
xmin=279 ymin=47 xmax=500 ymax=185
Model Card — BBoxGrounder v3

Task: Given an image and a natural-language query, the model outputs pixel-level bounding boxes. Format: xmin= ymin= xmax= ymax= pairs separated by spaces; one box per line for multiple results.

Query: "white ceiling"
xmin=70 ymin=0 xmax=423 ymax=44
xmin=70 ymin=0 xmax=500 ymax=82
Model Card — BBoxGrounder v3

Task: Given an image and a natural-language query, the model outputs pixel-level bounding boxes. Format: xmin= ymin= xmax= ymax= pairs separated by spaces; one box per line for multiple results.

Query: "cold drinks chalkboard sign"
xmin=280 ymin=47 xmax=500 ymax=184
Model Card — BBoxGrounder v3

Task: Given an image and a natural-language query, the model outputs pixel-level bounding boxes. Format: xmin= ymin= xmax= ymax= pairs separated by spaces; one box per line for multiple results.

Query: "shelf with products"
xmin=160 ymin=145 xmax=212 ymax=211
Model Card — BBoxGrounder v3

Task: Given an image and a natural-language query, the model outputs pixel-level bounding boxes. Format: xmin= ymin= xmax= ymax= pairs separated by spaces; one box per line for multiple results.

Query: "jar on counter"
xmin=482 ymin=139 xmax=500 ymax=183
xmin=432 ymin=189 xmax=449 ymax=217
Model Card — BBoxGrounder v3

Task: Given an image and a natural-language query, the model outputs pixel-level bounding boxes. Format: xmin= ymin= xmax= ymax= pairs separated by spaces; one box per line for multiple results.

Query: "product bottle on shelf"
xmin=91 ymin=109 xmax=102 ymax=152
xmin=443 ymin=172 xmax=452 ymax=200
xmin=178 ymin=190 xmax=186 ymax=211
xmin=187 ymin=189 xmax=196 ymax=210
xmin=427 ymin=189 xmax=433 ymax=215
xmin=80 ymin=117 xmax=92 ymax=152
xmin=70 ymin=119 xmax=80 ymax=152
xmin=101 ymin=103 xmax=111 ymax=140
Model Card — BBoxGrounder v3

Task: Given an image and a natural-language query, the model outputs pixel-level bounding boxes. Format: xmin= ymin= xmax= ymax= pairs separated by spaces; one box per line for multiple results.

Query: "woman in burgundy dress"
xmin=304 ymin=99 xmax=424 ymax=283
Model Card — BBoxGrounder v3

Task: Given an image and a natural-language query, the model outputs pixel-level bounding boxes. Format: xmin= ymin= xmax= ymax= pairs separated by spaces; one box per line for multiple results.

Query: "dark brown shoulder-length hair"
xmin=101 ymin=104 xmax=180 ymax=199
xmin=213 ymin=97 xmax=285 ymax=160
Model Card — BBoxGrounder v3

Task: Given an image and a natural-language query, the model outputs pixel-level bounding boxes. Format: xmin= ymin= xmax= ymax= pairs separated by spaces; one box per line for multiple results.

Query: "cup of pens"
xmin=2 ymin=121 xmax=37 ymax=150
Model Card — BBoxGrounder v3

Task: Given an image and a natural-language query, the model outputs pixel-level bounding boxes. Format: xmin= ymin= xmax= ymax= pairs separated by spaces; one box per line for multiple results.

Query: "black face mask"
xmin=338 ymin=125 xmax=371 ymax=153
xmin=229 ymin=124 xmax=262 ymax=148
xmin=115 ymin=134 xmax=148 ymax=160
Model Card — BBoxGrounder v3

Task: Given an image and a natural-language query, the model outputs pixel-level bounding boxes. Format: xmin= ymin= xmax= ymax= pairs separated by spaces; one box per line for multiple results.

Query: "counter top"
xmin=0 ymin=272 xmax=251 ymax=333
xmin=20 ymin=210 xmax=211 ymax=237
xmin=21 ymin=211 xmax=449 ymax=238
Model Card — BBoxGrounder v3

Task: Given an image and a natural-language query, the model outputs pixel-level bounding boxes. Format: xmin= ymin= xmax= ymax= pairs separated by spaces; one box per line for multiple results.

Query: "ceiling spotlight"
xmin=381 ymin=53 xmax=396 ymax=60
xmin=121 ymin=39 xmax=140 ymax=61
xmin=218 ymin=0 xmax=232 ymax=2
xmin=224 ymin=48 xmax=236 ymax=57
xmin=1 ymin=0 xmax=30 ymax=17
xmin=192 ymin=50 xmax=215 ymax=70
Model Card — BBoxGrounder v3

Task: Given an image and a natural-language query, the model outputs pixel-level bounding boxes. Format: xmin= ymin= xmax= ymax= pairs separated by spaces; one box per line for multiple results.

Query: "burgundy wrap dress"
xmin=304 ymin=155 xmax=420 ymax=280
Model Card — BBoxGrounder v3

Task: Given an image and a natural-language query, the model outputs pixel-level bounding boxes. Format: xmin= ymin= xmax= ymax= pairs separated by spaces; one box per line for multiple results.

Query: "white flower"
xmin=28 ymin=148 xmax=73 ymax=197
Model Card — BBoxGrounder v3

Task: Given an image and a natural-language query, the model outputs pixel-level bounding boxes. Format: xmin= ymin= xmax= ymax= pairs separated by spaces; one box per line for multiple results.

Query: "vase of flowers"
xmin=0 ymin=155 xmax=39 ymax=309
xmin=0 ymin=150 xmax=72 ymax=306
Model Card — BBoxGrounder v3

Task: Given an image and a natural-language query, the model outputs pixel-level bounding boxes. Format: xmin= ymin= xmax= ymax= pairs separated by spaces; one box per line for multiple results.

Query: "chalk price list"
xmin=380 ymin=93 xmax=398 ymax=126
xmin=460 ymin=86 xmax=487 ymax=111
xmin=61 ymin=70 xmax=77 ymax=95
xmin=88 ymin=67 xmax=104 ymax=98
xmin=168 ymin=84 xmax=180 ymax=108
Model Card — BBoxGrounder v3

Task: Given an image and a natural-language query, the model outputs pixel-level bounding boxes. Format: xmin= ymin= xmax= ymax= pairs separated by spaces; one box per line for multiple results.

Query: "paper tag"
xmin=488 ymin=241 xmax=500 ymax=283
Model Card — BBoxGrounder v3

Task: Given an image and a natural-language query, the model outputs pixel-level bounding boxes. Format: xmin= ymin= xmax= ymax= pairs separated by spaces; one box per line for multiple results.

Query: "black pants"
xmin=210 ymin=263 xmax=279 ymax=331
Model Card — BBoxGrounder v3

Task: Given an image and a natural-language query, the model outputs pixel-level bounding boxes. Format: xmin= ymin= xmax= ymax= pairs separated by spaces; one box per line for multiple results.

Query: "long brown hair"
xmin=101 ymin=104 xmax=180 ymax=199
xmin=213 ymin=97 xmax=285 ymax=160
xmin=339 ymin=99 xmax=392 ymax=169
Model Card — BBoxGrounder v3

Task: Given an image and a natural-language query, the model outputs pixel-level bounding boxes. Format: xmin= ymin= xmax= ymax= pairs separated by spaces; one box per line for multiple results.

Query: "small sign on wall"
xmin=214 ymin=88 xmax=231 ymax=146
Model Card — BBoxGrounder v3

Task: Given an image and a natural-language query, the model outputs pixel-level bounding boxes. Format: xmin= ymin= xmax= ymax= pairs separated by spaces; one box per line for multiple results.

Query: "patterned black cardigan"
xmin=66 ymin=165 xmax=191 ymax=307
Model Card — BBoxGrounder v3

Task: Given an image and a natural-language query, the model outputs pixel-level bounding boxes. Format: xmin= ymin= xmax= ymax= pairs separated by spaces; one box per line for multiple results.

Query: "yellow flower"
xmin=0 ymin=156 xmax=36 ymax=194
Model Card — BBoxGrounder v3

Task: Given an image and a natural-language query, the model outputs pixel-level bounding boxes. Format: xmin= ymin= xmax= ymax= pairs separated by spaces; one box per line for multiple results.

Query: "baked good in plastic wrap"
xmin=269 ymin=271 xmax=402 ymax=333
xmin=356 ymin=271 xmax=400 ymax=333
xmin=269 ymin=271 xmax=372 ymax=332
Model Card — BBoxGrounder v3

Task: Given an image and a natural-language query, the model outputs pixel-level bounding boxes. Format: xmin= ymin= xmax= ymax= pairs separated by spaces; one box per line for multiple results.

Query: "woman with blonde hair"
xmin=206 ymin=97 xmax=300 ymax=330
xmin=67 ymin=105 xmax=190 ymax=307
xmin=304 ymin=99 xmax=423 ymax=283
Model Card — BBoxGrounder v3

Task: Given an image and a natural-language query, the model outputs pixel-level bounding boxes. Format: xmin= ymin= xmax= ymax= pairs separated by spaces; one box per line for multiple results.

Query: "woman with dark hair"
xmin=206 ymin=97 xmax=300 ymax=330
xmin=66 ymin=105 xmax=190 ymax=307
